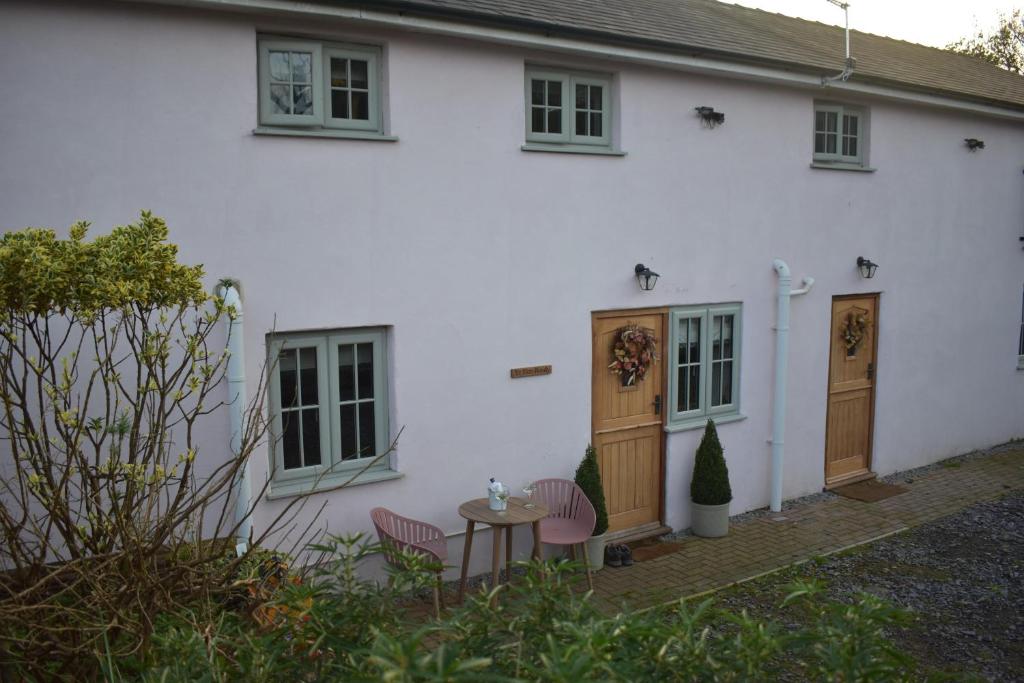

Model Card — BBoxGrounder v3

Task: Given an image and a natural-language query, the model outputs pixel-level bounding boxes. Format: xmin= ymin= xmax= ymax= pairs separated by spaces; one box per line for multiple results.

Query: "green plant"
xmin=574 ymin=445 xmax=609 ymax=536
xmin=690 ymin=419 xmax=732 ymax=505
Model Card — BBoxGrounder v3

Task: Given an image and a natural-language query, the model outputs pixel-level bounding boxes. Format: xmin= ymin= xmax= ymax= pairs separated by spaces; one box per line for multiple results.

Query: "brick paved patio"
xmin=589 ymin=446 xmax=1024 ymax=615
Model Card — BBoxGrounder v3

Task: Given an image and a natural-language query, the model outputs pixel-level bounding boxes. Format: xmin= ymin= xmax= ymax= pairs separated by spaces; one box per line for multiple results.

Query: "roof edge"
xmin=126 ymin=0 xmax=1024 ymax=118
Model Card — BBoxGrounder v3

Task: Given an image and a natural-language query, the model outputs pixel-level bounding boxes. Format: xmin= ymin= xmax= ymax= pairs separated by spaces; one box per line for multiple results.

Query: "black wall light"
xmin=695 ymin=106 xmax=725 ymax=128
xmin=856 ymin=256 xmax=878 ymax=279
xmin=965 ymin=138 xmax=985 ymax=151
xmin=635 ymin=264 xmax=659 ymax=291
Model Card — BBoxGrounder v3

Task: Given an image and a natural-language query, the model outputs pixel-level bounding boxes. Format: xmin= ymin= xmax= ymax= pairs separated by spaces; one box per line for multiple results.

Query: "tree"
xmin=690 ymin=420 xmax=732 ymax=505
xmin=947 ymin=10 xmax=1024 ymax=74
xmin=574 ymin=445 xmax=609 ymax=535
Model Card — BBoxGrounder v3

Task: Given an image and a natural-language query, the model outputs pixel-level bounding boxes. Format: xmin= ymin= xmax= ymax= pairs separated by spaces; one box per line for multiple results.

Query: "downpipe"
xmin=220 ymin=282 xmax=251 ymax=553
xmin=771 ymin=260 xmax=814 ymax=513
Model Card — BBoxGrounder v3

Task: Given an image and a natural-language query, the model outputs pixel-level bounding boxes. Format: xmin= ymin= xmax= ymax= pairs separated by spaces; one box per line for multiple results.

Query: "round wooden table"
xmin=457 ymin=496 xmax=548 ymax=603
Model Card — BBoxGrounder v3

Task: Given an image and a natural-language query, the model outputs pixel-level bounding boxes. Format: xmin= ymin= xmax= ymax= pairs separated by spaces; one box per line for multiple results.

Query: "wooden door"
xmin=824 ymin=294 xmax=878 ymax=485
xmin=592 ymin=310 xmax=665 ymax=533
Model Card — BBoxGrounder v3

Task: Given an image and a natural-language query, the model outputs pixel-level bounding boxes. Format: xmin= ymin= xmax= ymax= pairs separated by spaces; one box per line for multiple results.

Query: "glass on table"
xmin=522 ymin=481 xmax=537 ymax=508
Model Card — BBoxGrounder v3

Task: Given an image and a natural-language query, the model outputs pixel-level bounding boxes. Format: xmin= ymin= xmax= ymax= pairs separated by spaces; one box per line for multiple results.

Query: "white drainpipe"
xmin=221 ymin=283 xmax=251 ymax=551
xmin=770 ymin=260 xmax=814 ymax=513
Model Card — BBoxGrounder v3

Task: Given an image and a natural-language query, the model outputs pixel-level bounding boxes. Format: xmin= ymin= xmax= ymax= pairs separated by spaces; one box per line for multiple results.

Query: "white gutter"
xmin=221 ymin=282 xmax=252 ymax=552
xmin=770 ymin=260 xmax=814 ymax=513
xmin=129 ymin=0 xmax=1024 ymax=122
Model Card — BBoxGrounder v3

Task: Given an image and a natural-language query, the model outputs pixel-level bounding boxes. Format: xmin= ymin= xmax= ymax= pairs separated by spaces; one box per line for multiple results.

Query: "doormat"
xmin=629 ymin=541 xmax=686 ymax=562
xmin=833 ymin=479 xmax=908 ymax=503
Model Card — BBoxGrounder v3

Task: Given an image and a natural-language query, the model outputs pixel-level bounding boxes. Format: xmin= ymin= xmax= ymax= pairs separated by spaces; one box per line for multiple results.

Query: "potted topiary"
xmin=690 ymin=419 xmax=732 ymax=538
xmin=574 ymin=445 xmax=610 ymax=572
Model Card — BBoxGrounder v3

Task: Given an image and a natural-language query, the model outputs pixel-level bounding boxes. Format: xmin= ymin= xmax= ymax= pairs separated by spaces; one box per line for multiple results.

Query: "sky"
xmin=720 ymin=0 xmax=1021 ymax=48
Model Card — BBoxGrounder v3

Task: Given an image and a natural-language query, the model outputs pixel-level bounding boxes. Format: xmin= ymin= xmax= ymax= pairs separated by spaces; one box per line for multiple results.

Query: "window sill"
xmin=265 ymin=468 xmax=403 ymax=500
xmin=810 ymin=162 xmax=876 ymax=173
xmin=665 ymin=412 xmax=746 ymax=433
xmin=521 ymin=143 xmax=627 ymax=157
xmin=253 ymin=127 xmax=399 ymax=142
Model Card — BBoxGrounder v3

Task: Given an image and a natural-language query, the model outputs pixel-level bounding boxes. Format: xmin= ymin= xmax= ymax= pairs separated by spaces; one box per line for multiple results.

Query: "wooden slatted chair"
xmin=533 ymin=478 xmax=597 ymax=589
xmin=370 ymin=507 xmax=448 ymax=617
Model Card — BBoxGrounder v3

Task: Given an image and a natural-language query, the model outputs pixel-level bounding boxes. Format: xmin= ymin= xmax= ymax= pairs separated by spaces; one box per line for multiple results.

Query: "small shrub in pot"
xmin=690 ymin=420 xmax=732 ymax=537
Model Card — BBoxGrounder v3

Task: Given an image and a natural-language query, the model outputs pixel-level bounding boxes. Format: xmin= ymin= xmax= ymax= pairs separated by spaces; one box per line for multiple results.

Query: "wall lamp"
xmin=635 ymin=263 xmax=659 ymax=291
xmin=965 ymin=138 xmax=985 ymax=151
xmin=856 ymin=256 xmax=879 ymax=279
xmin=695 ymin=106 xmax=725 ymax=128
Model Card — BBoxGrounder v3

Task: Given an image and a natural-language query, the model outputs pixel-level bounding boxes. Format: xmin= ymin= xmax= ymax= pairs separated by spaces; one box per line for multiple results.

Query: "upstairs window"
xmin=258 ymin=37 xmax=382 ymax=134
xmin=813 ymin=103 xmax=867 ymax=167
xmin=525 ymin=67 xmax=612 ymax=149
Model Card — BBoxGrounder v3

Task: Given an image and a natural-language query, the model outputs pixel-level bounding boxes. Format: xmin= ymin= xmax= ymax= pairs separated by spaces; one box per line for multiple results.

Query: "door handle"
xmin=653 ymin=395 xmax=662 ymax=415
xmin=866 ymin=362 xmax=874 ymax=380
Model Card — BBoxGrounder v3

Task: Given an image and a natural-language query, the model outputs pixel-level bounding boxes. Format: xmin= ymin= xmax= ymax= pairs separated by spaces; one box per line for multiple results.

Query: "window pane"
xmin=590 ymin=112 xmax=602 ymax=137
xmin=350 ymin=60 xmax=368 ymax=89
xmin=548 ymin=108 xmax=561 ymax=134
xmin=712 ymin=362 xmax=722 ymax=406
xmin=589 ymin=85 xmax=603 ymax=110
xmin=270 ymin=84 xmax=291 ymax=114
xmin=531 ymin=79 xmax=545 ymax=106
xmin=330 ymin=58 xmax=348 ymax=87
xmin=689 ymin=318 xmax=701 ymax=363
xmin=826 ymin=134 xmax=836 ymax=154
xmin=301 ymin=408 xmax=321 ymax=466
xmin=331 ymin=90 xmax=349 ymax=118
xmin=269 ymin=51 xmax=290 ymax=82
xmin=576 ymin=84 xmax=587 ymax=108
xmin=531 ymin=107 xmax=545 ymax=132
xmin=290 ymin=51 xmax=312 ymax=83
xmin=815 ymin=110 xmax=826 ymax=132
xmin=547 ymin=81 xmax=561 ymax=106
xmin=576 ymin=110 xmax=587 ymax=135
xmin=292 ymin=86 xmax=313 ymax=115
xmin=351 ymin=91 xmax=369 ymax=120
xmin=299 ymin=347 xmax=318 ymax=405
xmin=721 ymin=361 xmax=733 ymax=405
xmin=340 ymin=404 xmax=357 ymax=459
xmin=358 ymin=403 xmax=376 ymax=459
xmin=688 ymin=365 xmax=700 ymax=410
xmin=678 ymin=321 xmax=689 ymax=364
xmin=712 ymin=316 xmax=722 ymax=361
xmin=722 ymin=315 xmax=733 ymax=359
xmin=279 ymin=349 xmax=298 ymax=408
xmin=357 ymin=343 xmax=374 ymax=399
xmin=826 ymin=111 xmax=838 ymax=133
xmin=338 ymin=344 xmax=355 ymax=402
xmin=677 ymin=367 xmax=687 ymax=412
xmin=844 ymin=135 xmax=858 ymax=157
xmin=281 ymin=412 xmax=301 ymax=469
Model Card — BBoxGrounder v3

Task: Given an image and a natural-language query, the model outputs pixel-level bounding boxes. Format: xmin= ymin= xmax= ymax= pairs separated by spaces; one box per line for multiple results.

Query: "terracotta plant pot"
xmin=584 ymin=533 xmax=607 ymax=572
xmin=691 ymin=501 xmax=730 ymax=538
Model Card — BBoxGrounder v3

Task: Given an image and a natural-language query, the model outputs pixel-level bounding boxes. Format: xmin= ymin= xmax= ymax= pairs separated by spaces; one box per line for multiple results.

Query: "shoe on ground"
xmin=618 ymin=544 xmax=634 ymax=567
xmin=604 ymin=545 xmax=622 ymax=567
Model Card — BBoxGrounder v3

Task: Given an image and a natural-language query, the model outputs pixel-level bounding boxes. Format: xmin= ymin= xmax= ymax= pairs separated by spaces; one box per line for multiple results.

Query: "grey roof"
xmin=342 ymin=0 xmax=1024 ymax=111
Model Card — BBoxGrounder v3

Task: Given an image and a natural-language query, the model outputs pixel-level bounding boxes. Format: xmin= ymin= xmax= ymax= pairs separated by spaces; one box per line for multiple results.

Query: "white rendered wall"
xmin=1 ymin=1 xmax=1023 ymax=577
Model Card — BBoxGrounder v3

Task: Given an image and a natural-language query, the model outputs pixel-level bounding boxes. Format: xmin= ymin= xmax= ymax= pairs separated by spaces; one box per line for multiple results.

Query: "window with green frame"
xmin=524 ymin=66 xmax=612 ymax=149
xmin=813 ymin=102 xmax=867 ymax=166
xmin=267 ymin=328 xmax=392 ymax=495
xmin=257 ymin=36 xmax=383 ymax=134
xmin=668 ymin=304 xmax=742 ymax=429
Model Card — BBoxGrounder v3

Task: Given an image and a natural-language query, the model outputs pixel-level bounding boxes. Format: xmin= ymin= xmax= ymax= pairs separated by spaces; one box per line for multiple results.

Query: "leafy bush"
xmin=574 ymin=445 xmax=609 ymax=535
xmin=129 ymin=534 xmax=918 ymax=682
xmin=691 ymin=419 xmax=732 ymax=505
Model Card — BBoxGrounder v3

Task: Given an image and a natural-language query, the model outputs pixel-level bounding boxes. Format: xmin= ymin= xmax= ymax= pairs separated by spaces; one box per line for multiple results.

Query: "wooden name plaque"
xmin=510 ymin=365 xmax=552 ymax=379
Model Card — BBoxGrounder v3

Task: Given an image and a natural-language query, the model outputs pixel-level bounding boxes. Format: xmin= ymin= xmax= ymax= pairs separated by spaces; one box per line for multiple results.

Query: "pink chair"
xmin=370 ymin=507 xmax=448 ymax=617
xmin=533 ymin=478 xmax=597 ymax=589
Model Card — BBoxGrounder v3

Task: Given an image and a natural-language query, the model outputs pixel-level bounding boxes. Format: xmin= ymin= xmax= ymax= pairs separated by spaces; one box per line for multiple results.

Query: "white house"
xmin=1 ymin=0 xmax=1023 ymax=577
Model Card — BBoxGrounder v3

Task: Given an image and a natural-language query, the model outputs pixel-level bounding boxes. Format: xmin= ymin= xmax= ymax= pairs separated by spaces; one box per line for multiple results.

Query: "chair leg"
xmin=568 ymin=543 xmax=577 ymax=562
xmin=432 ymin=571 xmax=443 ymax=619
xmin=582 ymin=543 xmax=594 ymax=591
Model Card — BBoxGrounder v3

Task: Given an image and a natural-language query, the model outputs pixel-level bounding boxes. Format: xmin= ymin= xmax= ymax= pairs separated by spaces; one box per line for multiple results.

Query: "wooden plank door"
xmin=592 ymin=310 xmax=665 ymax=533
xmin=824 ymin=294 xmax=879 ymax=485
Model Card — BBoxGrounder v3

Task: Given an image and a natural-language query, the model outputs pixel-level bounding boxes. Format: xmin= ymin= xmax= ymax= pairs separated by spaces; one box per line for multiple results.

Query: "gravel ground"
xmin=716 ymin=491 xmax=1024 ymax=681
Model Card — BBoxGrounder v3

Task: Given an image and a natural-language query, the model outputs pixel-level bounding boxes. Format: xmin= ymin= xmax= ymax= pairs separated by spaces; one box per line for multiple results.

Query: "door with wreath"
xmin=591 ymin=310 xmax=665 ymax=535
xmin=825 ymin=294 xmax=879 ymax=485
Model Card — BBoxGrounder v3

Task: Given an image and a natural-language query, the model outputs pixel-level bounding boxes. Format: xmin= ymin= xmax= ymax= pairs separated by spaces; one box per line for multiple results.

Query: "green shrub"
xmin=574 ymin=445 xmax=609 ymax=535
xmin=691 ymin=419 xmax=732 ymax=505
